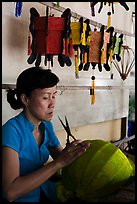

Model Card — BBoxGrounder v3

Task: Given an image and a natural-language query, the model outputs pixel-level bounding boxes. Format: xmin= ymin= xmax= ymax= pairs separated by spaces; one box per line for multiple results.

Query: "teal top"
xmin=2 ymin=111 xmax=60 ymax=202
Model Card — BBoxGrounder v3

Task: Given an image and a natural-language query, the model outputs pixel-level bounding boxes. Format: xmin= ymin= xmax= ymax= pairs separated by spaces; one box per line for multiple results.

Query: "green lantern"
xmin=56 ymin=139 xmax=135 ymax=202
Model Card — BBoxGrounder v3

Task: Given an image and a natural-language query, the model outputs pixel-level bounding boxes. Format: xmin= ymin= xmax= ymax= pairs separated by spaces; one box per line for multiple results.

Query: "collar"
xmin=20 ymin=111 xmax=44 ymax=132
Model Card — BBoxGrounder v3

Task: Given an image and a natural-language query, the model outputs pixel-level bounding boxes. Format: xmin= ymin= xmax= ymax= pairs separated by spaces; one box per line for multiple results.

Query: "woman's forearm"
xmin=5 ymin=160 xmax=61 ymax=202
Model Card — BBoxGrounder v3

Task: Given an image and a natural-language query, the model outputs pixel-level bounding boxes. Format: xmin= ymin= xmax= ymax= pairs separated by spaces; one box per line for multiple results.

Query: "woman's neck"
xmin=23 ymin=109 xmax=41 ymax=128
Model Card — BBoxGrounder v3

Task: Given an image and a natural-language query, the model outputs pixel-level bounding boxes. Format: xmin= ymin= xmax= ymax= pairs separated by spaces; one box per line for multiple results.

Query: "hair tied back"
xmin=6 ymin=87 xmax=21 ymax=110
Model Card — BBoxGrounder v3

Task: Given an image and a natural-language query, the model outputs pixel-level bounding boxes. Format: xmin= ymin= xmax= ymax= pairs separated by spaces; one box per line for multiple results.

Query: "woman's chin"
xmin=47 ymin=113 xmax=53 ymax=120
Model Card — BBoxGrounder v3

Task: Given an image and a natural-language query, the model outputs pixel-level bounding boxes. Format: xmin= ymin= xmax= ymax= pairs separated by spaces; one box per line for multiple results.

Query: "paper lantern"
xmin=113 ymin=45 xmax=135 ymax=80
xmin=56 ymin=139 xmax=135 ymax=202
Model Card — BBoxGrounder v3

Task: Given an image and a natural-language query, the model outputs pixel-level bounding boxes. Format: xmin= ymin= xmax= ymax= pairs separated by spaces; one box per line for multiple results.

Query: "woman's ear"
xmin=20 ymin=94 xmax=29 ymax=107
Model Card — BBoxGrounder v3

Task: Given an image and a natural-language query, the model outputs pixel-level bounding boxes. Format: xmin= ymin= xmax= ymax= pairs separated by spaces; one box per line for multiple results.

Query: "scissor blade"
xmin=58 ymin=116 xmax=77 ymax=142
xmin=65 ymin=116 xmax=77 ymax=141
xmin=65 ymin=116 xmax=71 ymax=133
xmin=58 ymin=116 xmax=68 ymax=133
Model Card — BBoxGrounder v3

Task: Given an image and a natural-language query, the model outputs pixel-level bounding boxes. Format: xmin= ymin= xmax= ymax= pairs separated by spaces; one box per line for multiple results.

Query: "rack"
xmin=39 ymin=2 xmax=135 ymax=37
xmin=2 ymin=84 xmax=135 ymax=91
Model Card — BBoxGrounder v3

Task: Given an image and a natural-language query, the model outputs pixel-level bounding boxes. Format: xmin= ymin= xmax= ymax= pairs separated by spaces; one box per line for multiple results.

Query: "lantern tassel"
xmin=90 ymin=76 xmax=95 ymax=105
xmin=107 ymin=12 xmax=111 ymax=29
xmin=75 ymin=50 xmax=79 ymax=78
xmin=74 ymin=46 xmax=79 ymax=78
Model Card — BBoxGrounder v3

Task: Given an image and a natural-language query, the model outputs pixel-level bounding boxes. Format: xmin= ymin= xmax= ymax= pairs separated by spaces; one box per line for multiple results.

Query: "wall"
xmin=56 ymin=118 xmax=122 ymax=148
xmin=2 ymin=2 xmax=135 ymax=145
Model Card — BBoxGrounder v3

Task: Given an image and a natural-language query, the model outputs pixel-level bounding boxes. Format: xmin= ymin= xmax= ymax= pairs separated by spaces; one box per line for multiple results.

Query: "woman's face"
xmin=25 ymin=86 xmax=57 ymax=123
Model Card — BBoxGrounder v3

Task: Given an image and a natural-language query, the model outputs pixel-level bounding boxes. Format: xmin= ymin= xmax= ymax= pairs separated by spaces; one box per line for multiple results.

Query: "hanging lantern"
xmin=89 ymin=30 xmax=102 ymax=105
xmin=27 ymin=7 xmax=72 ymax=68
xmin=89 ymin=30 xmax=102 ymax=63
xmin=70 ymin=18 xmax=87 ymax=78
xmin=112 ymin=45 xmax=135 ymax=80
xmin=89 ymin=26 xmax=105 ymax=105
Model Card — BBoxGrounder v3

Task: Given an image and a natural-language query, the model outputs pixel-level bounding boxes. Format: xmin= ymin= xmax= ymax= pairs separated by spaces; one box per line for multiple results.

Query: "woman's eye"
xmin=43 ymin=97 xmax=48 ymax=100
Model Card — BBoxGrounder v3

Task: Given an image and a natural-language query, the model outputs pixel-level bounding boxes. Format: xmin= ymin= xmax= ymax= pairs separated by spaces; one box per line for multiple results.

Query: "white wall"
xmin=2 ymin=2 xmax=135 ymax=142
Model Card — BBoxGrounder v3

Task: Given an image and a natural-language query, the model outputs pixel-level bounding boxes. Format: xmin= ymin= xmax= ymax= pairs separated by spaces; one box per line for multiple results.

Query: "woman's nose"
xmin=48 ymin=98 xmax=55 ymax=107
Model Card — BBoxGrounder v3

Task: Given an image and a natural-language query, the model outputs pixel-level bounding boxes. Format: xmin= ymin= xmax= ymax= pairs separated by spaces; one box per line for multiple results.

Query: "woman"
xmin=2 ymin=67 xmax=90 ymax=202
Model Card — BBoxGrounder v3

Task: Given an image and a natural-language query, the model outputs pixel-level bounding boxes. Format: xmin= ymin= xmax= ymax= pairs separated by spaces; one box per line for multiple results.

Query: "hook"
xmin=74 ymin=12 xmax=78 ymax=22
xmin=49 ymin=7 xmax=54 ymax=17
xmin=107 ymin=86 xmax=112 ymax=91
xmin=94 ymin=22 xmax=97 ymax=31
xmin=59 ymin=86 xmax=65 ymax=95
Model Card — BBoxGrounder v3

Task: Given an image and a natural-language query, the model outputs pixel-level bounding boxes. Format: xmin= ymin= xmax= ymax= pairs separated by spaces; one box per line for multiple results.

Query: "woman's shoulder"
xmin=2 ymin=111 xmax=24 ymax=128
xmin=2 ymin=112 xmax=24 ymax=151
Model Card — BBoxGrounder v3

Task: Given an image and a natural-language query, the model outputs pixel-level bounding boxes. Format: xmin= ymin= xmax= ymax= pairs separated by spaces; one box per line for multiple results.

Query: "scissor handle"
xmin=66 ymin=136 xmax=70 ymax=145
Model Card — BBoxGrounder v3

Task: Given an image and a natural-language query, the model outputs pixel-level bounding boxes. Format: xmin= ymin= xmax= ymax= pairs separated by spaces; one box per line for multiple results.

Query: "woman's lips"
xmin=48 ymin=112 xmax=53 ymax=117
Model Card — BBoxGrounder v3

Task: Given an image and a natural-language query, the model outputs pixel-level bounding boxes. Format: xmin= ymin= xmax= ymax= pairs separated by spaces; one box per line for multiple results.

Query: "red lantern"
xmin=27 ymin=7 xmax=72 ymax=68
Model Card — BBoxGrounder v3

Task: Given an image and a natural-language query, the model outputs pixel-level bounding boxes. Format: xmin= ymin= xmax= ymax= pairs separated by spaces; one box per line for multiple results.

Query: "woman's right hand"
xmin=55 ymin=140 xmax=90 ymax=168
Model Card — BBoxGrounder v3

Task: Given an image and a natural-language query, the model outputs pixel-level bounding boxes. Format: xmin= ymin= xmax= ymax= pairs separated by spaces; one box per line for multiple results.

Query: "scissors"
xmin=58 ymin=116 xmax=77 ymax=145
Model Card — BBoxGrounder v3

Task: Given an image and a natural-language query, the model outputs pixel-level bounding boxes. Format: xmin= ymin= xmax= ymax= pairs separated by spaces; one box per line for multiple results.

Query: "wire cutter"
xmin=58 ymin=116 xmax=77 ymax=145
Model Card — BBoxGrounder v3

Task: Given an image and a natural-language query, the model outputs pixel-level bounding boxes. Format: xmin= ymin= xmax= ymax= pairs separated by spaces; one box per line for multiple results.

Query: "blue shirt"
xmin=2 ymin=111 xmax=60 ymax=202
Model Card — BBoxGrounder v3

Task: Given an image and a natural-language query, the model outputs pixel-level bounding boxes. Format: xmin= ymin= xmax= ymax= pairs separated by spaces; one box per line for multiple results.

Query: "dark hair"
xmin=6 ymin=67 xmax=59 ymax=110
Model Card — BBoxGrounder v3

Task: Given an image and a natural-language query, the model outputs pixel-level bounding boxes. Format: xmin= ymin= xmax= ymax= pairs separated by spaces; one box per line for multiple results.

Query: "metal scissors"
xmin=58 ymin=116 xmax=77 ymax=145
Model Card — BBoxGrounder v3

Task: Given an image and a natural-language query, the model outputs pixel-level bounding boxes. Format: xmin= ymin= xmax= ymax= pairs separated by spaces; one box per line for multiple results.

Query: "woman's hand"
xmin=55 ymin=140 xmax=90 ymax=168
